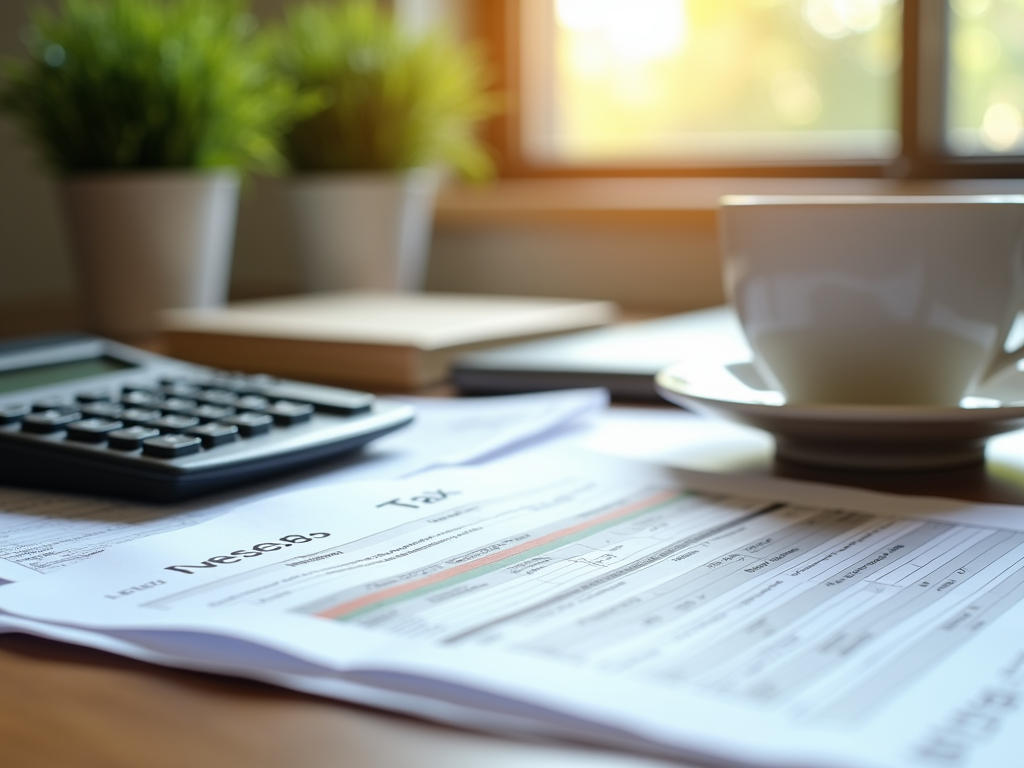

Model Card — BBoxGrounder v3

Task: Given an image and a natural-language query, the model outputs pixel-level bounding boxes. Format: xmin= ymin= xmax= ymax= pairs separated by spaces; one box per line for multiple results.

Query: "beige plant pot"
xmin=61 ymin=170 xmax=240 ymax=340
xmin=287 ymin=167 xmax=441 ymax=292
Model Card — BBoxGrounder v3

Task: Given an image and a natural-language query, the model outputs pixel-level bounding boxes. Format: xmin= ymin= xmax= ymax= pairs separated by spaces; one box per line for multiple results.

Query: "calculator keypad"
xmin=3 ymin=369 xmax=377 ymax=464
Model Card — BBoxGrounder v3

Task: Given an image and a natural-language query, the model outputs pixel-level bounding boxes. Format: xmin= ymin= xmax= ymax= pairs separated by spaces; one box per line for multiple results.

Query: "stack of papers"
xmin=1 ymin=391 xmax=1023 ymax=768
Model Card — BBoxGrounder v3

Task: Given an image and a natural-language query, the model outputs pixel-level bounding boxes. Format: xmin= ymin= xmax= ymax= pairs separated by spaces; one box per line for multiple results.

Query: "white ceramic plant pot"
xmin=287 ymin=168 xmax=441 ymax=292
xmin=61 ymin=171 xmax=240 ymax=340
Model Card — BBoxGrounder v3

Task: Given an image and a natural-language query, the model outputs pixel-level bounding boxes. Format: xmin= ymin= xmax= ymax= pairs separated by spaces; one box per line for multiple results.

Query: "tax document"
xmin=1 ymin=453 xmax=1022 ymax=768
xmin=0 ymin=389 xmax=606 ymax=581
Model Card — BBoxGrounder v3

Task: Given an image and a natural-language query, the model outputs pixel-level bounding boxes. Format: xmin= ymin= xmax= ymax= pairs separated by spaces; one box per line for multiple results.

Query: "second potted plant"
xmin=269 ymin=0 xmax=495 ymax=293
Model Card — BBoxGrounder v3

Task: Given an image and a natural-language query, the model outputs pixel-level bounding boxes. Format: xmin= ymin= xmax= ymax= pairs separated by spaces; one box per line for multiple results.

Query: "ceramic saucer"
xmin=655 ymin=359 xmax=1024 ymax=471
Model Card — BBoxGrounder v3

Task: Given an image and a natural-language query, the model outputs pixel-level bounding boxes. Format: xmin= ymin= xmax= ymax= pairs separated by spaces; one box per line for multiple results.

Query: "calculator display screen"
xmin=0 ymin=356 xmax=136 ymax=394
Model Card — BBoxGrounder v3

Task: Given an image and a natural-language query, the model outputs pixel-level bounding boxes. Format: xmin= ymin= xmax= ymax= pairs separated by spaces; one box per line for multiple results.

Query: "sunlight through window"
xmin=948 ymin=0 xmax=1024 ymax=156
xmin=521 ymin=0 xmax=901 ymax=165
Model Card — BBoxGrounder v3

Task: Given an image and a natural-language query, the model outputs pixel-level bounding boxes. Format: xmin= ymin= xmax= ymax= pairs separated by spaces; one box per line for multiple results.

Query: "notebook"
xmin=453 ymin=305 xmax=750 ymax=401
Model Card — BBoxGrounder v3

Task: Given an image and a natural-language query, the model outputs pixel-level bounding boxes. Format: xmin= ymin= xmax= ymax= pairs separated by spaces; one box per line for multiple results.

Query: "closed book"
xmin=159 ymin=291 xmax=617 ymax=390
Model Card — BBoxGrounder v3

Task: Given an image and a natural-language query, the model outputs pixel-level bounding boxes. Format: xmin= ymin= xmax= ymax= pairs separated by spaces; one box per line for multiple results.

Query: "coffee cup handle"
xmin=982 ymin=343 xmax=1024 ymax=384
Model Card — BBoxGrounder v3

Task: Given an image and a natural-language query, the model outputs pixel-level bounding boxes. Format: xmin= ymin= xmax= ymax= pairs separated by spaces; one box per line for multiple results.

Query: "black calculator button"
xmin=258 ymin=384 xmax=373 ymax=416
xmin=22 ymin=409 xmax=82 ymax=434
xmin=108 ymin=426 xmax=160 ymax=451
xmin=120 ymin=407 xmax=162 ymax=426
xmin=196 ymin=374 xmax=247 ymax=391
xmin=162 ymin=383 xmax=201 ymax=398
xmin=0 ymin=404 xmax=30 ymax=424
xmin=185 ymin=423 xmax=239 ymax=448
xmin=32 ymin=398 xmax=74 ymax=412
xmin=187 ymin=404 xmax=236 ymax=423
xmin=235 ymin=395 xmax=270 ymax=413
xmin=80 ymin=402 xmax=126 ymax=419
xmin=122 ymin=391 xmax=163 ymax=408
xmin=239 ymin=374 xmax=278 ymax=392
xmin=266 ymin=401 xmax=314 ymax=426
xmin=142 ymin=434 xmax=202 ymax=458
xmin=223 ymin=373 xmax=253 ymax=389
xmin=222 ymin=412 xmax=273 ymax=437
xmin=198 ymin=389 xmax=238 ymax=407
xmin=66 ymin=418 xmax=123 ymax=443
xmin=76 ymin=390 xmax=112 ymax=403
xmin=150 ymin=415 xmax=201 ymax=434
xmin=122 ymin=383 xmax=159 ymax=395
xmin=159 ymin=397 xmax=198 ymax=414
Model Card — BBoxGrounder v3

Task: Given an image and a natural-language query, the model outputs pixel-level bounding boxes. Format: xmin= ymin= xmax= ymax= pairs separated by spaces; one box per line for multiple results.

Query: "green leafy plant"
xmin=0 ymin=0 xmax=311 ymax=174
xmin=269 ymin=0 xmax=497 ymax=179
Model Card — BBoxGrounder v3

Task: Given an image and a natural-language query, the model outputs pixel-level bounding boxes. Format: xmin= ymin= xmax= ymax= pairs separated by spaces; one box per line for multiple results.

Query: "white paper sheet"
xmin=0 ymin=611 xmax=606 ymax=748
xmin=0 ymin=389 xmax=608 ymax=581
xmin=3 ymin=451 xmax=1023 ymax=768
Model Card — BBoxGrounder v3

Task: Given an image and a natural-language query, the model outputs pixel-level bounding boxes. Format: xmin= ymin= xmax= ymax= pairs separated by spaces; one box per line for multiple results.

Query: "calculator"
xmin=0 ymin=334 xmax=415 ymax=502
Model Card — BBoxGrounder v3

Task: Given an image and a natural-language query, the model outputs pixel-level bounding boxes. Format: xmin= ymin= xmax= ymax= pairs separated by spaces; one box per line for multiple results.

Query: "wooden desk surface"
xmin=0 ymin=636 xmax=682 ymax=768
xmin=5 ymin=407 xmax=1024 ymax=768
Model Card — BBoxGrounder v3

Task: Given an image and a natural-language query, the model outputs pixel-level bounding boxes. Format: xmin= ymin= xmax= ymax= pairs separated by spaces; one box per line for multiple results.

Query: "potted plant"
xmin=0 ymin=0 xmax=308 ymax=339
xmin=268 ymin=0 xmax=495 ymax=293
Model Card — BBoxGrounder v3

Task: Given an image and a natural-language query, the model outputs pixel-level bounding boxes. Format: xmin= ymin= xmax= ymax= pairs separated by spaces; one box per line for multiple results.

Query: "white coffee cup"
xmin=720 ymin=195 xmax=1024 ymax=406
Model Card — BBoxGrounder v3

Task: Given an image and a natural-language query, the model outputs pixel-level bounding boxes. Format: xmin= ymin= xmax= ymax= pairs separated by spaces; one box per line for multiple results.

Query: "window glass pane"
xmin=947 ymin=0 xmax=1024 ymax=156
xmin=522 ymin=0 xmax=901 ymax=165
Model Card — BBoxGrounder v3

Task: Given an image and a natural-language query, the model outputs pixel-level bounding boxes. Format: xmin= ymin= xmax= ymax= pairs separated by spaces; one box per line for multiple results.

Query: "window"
xmin=473 ymin=0 xmax=1024 ymax=178
xmin=948 ymin=0 xmax=1024 ymax=156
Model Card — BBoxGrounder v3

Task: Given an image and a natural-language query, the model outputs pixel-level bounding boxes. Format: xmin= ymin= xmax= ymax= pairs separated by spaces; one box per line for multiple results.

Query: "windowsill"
xmin=434 ymin=176 xmax=1024 ymax=226
xmin=428 ymin=174 xmax=1024 ymax=312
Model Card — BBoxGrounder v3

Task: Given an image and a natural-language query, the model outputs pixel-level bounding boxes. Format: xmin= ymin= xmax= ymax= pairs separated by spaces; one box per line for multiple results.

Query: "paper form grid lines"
xmin=310 ymin=489 xmax=686 ymax=621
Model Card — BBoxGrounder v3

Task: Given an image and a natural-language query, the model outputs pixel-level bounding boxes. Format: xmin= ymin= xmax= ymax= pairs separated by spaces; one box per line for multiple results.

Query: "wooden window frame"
xmin=470 ymin=0 xmax=1024 ymax=180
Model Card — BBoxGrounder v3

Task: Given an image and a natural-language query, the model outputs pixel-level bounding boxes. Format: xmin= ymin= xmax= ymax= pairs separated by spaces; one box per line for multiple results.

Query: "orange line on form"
xmin=315 ymin=489 xmax=678 ymax=620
